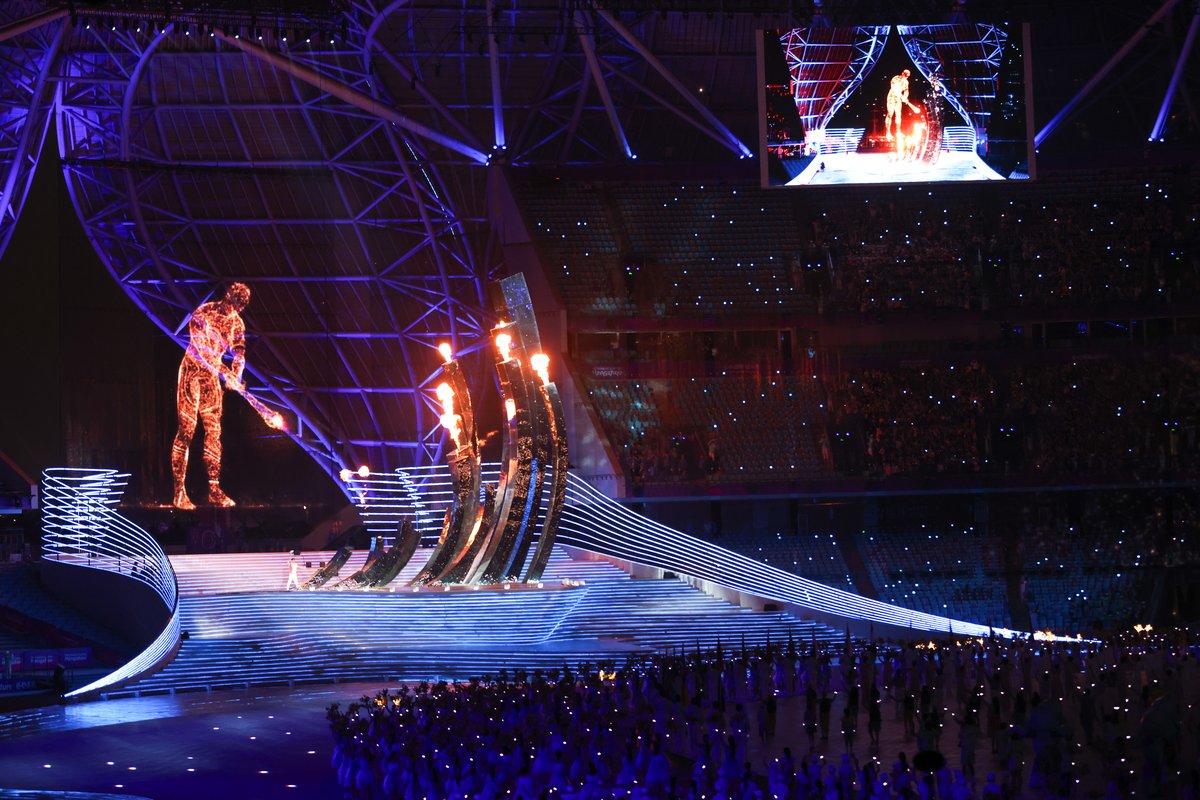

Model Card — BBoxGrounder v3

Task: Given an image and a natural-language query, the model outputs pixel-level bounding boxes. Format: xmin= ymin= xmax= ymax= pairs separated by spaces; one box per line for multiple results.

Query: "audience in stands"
xmin=826 ymin=363 xmax=992 ymax=478
xmin=329 ymin=630 xmax=1200 ymax=799
xmin=524 ymin=169 xmax=1196 ymax=319
xmin=588 ymin=355 xmax=1198 ymax=489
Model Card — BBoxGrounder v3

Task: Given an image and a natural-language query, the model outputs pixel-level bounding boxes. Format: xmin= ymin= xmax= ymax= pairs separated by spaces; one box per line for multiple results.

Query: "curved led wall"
xmin=41 ymin=468 xmax=181 ymax=697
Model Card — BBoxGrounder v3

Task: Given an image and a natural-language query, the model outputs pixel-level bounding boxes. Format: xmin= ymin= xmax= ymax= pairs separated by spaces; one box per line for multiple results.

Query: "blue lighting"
xmin=41 ymin=468 xmax=181 ymax=697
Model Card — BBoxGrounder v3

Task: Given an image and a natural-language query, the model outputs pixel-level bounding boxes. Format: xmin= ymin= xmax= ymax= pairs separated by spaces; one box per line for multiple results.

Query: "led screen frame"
xmin=759 ymin=22 xmax=1035 ymax=187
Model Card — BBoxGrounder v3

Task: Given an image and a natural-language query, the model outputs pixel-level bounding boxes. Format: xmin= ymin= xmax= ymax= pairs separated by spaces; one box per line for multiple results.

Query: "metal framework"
xmin=780 ymin=25 xmax=890 ymax=133
xmin=54 ymin=19 xmax=492 ymax=480
xmin=1034 ymin=0 xmax=1198 ymax=147
xmin=897 ymin=23 xmax=1008 ymax=133
xmin=0 ymin=3 xmax=63 ymax=261
xmin=0 ymin=2 xmax=767 ymax=490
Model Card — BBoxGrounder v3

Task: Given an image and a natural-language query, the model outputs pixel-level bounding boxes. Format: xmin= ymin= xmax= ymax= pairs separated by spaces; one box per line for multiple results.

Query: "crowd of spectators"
xmin=328 ymin=630 xmax=1200 ymax=799
xmin=544 ymin=166 xmax=1199 ymax=494
xmin=857 ymin=527 xmax=1011 ymax=630
xmin=717 ymin=531 xmax=856 ymax=592
xmin=1003 ymin=358 xmax=1200 ymax=481
xmin=997 ymin=489 xmax=1200 ymax=633
xmin=581 ymin=352 xmax=1200 ymax=499
xmin=807 ymin=198 xmax=981 ymax=313
xmin=809 ymin=173 xmax=1196 ymax=314
xmin=588 ymin=374 xmax=827 ymax=488
xmin=523 ymin=167 xmax=1197 ymax=321
xmin=989 ymin=188 xmax=1195 ymax=308
xmin=825 ymin=362 xmax=992 ymax=478
xmin=824 ymin=356 xmax=1200 ymax=482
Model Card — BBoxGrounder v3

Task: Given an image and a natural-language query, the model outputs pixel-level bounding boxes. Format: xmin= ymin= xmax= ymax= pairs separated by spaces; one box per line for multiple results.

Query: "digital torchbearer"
xmin=171 ymin=283 xmax=251 ymax=510
xmin=885 ymin=68 xmax=921 ymax=145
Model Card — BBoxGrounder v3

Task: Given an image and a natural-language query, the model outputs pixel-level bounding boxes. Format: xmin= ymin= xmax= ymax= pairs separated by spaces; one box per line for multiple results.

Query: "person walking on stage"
xmin=286 ymin=554 xmax=301 ymax=591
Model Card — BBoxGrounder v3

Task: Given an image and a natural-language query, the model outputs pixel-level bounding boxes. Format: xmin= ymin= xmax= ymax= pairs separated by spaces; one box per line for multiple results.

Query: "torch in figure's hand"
xmin=222 ymin=370 xmax=286 ymax=430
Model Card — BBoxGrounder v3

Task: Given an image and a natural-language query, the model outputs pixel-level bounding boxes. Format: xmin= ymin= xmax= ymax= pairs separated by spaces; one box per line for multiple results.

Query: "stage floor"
xmin=0 ymin=673 xmax=1146 ymax=799
xmin=788 ymin=150 xmax=1008 ymax=185
xmin=0 ymin=684 xmax=361 ymax=799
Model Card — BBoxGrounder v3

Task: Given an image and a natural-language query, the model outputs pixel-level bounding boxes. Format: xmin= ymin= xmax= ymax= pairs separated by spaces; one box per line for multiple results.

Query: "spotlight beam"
xmin=212 ymin=28 xmax=491 ymax=165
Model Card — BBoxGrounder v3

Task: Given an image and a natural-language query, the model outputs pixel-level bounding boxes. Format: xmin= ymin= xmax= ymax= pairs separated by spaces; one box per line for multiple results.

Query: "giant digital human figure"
xmin=885 ymin=69 xmax=921 ymax=143
xmin=171 ymin=283 xmax=251 ymax=509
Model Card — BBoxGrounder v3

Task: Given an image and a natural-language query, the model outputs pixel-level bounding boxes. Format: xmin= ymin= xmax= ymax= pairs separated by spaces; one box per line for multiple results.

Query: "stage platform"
xmin=787 ymin=150 xmax=1008 ymax=185
xmin=106 ymin=547 xmax=842 ymax=698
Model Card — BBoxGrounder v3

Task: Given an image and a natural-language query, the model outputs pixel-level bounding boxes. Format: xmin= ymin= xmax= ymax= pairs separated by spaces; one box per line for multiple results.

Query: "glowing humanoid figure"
xmin=171 ymin=283 xmax=251 ymax=509
xmin=885 ymin=69 xmax=921 ymax=143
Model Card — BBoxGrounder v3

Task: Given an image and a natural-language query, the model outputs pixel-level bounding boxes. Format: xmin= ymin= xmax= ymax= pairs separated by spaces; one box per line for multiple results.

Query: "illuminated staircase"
xmin=109 ymin=548 xmax=843 ymax=697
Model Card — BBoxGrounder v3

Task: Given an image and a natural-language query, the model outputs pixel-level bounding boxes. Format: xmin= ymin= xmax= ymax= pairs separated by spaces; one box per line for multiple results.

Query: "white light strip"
xmin=67 ymin=608 xmax=181 ymax=697
xmin=127 ymin=549 xmax=850 ymax=690
xmin=41 ymin=468 xmax=182 ymax=697
xmin=377 ymin=465 xmax=1077 ymax=641
xmin=345 ymin=470 xmax=454 ymax=538
xmin=354 ymin=466 xmax=505 ymax=540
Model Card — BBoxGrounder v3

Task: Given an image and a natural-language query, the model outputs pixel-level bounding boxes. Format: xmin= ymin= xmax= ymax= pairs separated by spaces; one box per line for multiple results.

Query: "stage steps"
xmin=169 ymin=550 xmax=377 ymax=596
xmin=109 ymin=548 xmax=841 ymax=697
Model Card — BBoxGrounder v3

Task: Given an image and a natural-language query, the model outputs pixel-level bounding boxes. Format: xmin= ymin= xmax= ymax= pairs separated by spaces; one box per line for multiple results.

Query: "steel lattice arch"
xmin=55 ymin=15 xmax=493 ymax=480
xmin=0 ymin=1 xmax=769 ymax=487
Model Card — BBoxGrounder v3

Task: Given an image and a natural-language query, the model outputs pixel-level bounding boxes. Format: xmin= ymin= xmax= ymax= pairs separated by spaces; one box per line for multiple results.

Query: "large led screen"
xmin=760 ymin=23 xmax=1034 ymax=187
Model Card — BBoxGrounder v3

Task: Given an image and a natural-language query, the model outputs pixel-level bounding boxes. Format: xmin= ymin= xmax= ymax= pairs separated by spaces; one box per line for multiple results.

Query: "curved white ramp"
xmin=557 ymin=474 xmax=1029 ymax=639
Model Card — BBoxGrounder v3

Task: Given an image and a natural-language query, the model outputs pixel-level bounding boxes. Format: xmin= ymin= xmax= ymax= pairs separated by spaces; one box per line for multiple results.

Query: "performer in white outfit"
xmin=286 ymin=555 xmax=300 ymax=590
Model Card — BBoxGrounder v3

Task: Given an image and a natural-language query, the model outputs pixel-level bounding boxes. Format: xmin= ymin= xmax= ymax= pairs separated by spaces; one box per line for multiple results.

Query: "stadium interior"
xmin=0 ymin=0 xmax=1197 ymax=797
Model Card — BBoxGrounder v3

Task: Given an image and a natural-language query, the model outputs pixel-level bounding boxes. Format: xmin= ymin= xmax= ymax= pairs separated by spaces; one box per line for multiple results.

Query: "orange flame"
xmin=495 ymin=332 xmax=513 ymax=361
xmin=339 ymin=468 xmax=352 ymax=482
xmin=357 ymin=465 xmax=370 ymax=478
xmin=436 ymin=382 xmax=462 ymax=447
xmin=505 ymin=398 xmax=516 ymax=421
xmin=438 ymin=342 xmax=453 ymax=363
xmin=530 ymin=353 xmax=550 ymax=385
